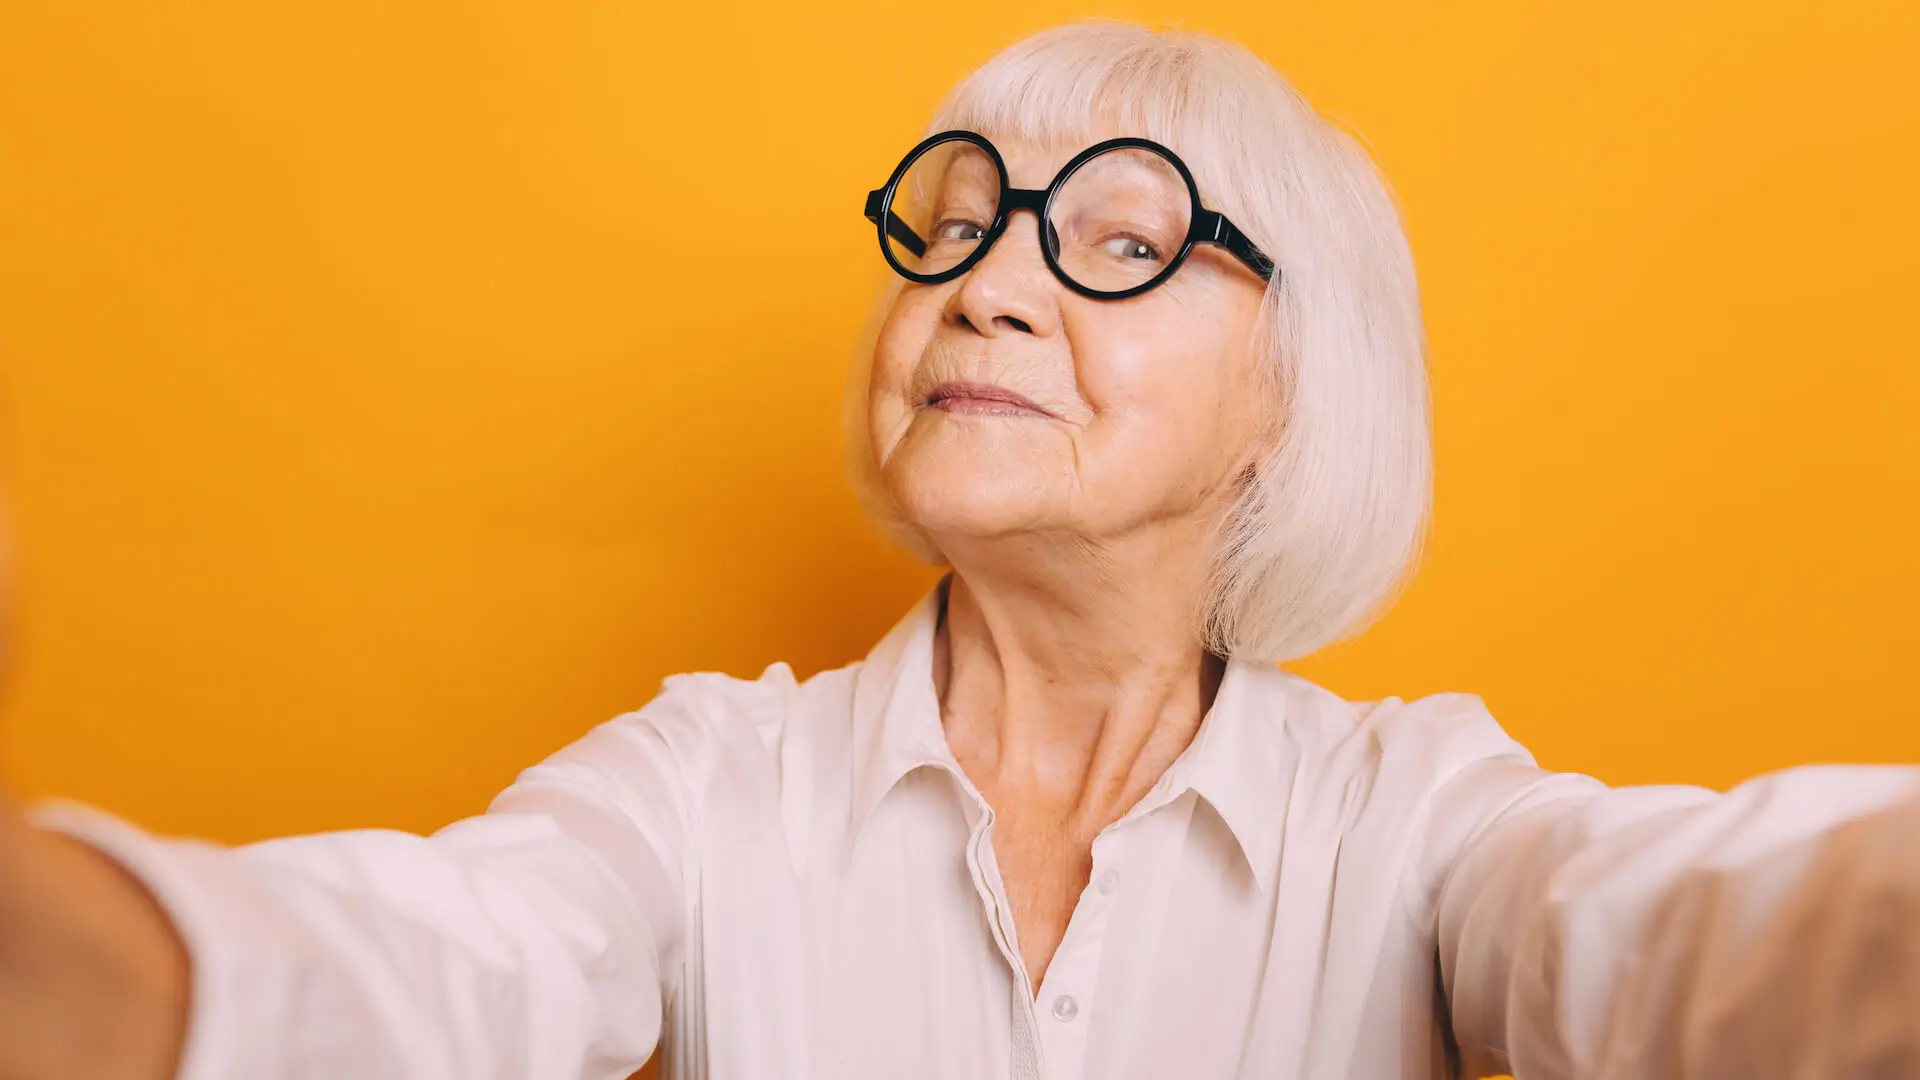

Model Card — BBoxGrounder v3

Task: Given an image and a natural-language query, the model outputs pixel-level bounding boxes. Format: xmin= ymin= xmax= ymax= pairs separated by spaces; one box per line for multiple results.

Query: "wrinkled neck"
xmin=933 ymin=539 xmax=1223 ymax=822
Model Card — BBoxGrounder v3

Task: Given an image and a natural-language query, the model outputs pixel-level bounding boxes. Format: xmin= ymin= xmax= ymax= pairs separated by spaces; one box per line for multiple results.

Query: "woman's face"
xmin=868 ymin=134 xmax=1272 ymax=553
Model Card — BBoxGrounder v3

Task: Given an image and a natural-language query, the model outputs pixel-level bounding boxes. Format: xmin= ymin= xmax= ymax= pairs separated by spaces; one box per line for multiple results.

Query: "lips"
xmin=922 ymin=380 xmax=1057 ymax=419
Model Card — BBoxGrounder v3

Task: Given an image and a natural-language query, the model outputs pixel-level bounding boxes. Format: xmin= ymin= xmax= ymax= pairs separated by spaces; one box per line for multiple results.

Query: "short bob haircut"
xmin=846 ymin=21 xmax=1430 ymax=665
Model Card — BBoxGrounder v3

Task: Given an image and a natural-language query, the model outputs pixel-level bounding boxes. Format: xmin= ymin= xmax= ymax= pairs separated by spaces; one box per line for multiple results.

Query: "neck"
xmin=932 ymin=527 xmax=1224 ymax=826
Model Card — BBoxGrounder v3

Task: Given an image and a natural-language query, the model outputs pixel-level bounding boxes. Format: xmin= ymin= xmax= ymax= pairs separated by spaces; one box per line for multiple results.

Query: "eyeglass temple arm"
xmin=865 ymin=190 xmax=928 ymax=259
xmin=1195 ymin=210 xmax=1278 ymax=283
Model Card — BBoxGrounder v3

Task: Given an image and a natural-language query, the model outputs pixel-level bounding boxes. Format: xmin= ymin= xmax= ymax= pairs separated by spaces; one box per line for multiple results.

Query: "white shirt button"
xmin=1051 ymin=994 xmax=1079 ymax=1022
xmin=1096 ymin=869 xmax=1120 ymax=895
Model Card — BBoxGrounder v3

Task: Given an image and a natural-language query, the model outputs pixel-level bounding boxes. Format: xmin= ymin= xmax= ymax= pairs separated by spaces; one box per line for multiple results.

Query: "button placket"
xmin=1030 ymin=833 xmax=1130 ymax=1078
xmin=964 ymin=807 xmax=1045 ymax=1080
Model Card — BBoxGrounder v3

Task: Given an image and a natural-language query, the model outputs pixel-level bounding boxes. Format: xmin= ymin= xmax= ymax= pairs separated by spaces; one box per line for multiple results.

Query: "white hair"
xmin=845 ymin=21 xmax=1431 ymax=664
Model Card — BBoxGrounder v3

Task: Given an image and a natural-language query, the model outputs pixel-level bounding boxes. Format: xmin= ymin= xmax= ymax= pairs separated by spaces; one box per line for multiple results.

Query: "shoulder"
xmin=605 ymin=659 xmax=862 ymax=771
xmin=1263 ymin=669 xmax=1537 ymax=780
xmin=1263 ymin=671 xmax=1579 ymax=860
xmin=1255 ymin=673 xmax=1604 ymax=924
xmin=1276 ymin=674 xmax=1627 ymax=906
xmin=512 ymin=659 xmax=861 ymax=809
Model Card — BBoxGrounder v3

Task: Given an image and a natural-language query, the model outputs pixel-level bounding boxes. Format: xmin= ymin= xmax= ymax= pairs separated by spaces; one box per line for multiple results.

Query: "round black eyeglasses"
xmin=863 ymin=130 xmax=1278 ymax=301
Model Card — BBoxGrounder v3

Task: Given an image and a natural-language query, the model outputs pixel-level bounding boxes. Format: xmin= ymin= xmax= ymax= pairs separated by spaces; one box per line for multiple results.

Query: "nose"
xmin=943 ymin=209 xmax=1062 ymax=339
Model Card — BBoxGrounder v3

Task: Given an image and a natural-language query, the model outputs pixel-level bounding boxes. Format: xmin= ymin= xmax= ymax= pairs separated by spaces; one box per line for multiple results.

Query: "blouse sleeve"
xmin=1434 ymin=756 xmax=1920 ymax=1079
xmin=34 ymin=708 xmax=693 ymax=1080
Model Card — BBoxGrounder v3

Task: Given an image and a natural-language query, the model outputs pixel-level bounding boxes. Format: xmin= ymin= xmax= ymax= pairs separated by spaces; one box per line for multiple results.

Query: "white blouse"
xmin=44 ymin=589 xmax=1920 ymax=1080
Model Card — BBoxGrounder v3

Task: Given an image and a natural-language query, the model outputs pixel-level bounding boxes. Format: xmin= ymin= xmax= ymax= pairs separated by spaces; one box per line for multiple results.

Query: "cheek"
xmin=1072 ymin=307 xmax=1254 ymax=431
xmin=870 ymin=299 xmax=919 ymax=394
xmin=1068 ymin=295 xmax=1267 ymax=482
xmin=867 ymin=292 xmax=939 ymax=451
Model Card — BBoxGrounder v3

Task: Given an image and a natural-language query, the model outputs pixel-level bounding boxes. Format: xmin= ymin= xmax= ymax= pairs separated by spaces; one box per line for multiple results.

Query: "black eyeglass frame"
xmin=863 ymin=129 xmax=1279 ymax=301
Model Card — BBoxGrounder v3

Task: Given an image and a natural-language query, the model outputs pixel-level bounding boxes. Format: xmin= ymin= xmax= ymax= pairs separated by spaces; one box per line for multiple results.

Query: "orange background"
xmin=2 ymin=0 xmax=1918 ymax=851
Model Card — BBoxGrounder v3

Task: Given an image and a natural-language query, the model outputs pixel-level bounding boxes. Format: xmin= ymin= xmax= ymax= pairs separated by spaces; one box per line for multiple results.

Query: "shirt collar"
xmin=1150 ymin=659 xmax=1294 ymax=893
xmin=847 ymin=583 xmax=1295 ymax=892
xmin=848 ymin=583 xmax=958 ymax=837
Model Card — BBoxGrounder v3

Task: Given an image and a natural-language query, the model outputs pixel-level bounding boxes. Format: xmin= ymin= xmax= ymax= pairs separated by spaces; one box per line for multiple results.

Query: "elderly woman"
xmin=3 ymin=21 xmax=1918 ymax=1080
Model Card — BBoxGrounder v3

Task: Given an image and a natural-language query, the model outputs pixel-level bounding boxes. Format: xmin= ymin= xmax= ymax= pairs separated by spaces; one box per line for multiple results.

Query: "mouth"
xmin=921 ymin=380 xmax=1057 ymax=419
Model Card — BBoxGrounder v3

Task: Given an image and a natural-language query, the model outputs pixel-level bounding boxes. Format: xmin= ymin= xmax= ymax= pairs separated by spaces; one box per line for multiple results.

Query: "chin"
xmin=882 ymin=457 xmax=1056 ymax=542
xmin=875 ymin=418 xmax=1060 ymax=533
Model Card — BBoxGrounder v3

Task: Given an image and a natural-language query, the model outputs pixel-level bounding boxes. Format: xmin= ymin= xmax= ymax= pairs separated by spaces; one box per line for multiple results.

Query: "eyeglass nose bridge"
xmin=982 ymin=187 xmax=1053 ymax=260
xmin=998 ymin=188 xmax=1049 ymax=216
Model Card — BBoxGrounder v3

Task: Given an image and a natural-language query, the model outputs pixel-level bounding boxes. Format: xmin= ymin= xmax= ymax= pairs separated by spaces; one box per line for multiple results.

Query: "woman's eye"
xmin=1102 ymin=235 xmax=1161 ymax=261
xmin=933 ymin=219 xmax=987 ymax=242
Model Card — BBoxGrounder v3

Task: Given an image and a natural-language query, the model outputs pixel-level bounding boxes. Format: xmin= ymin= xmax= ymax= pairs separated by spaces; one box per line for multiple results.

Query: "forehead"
xmin=982 ymin=128 xmax=1158 ymax=188
xmin=926 ymin=39 xmax=1271 ymax=221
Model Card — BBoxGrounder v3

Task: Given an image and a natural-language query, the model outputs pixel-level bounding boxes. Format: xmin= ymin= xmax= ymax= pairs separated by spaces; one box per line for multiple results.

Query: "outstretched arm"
xmin=1437 ymin=761 xmax=1920 ymax=1079
xmin=0 ymin=712 xmax=688 ymax=1080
